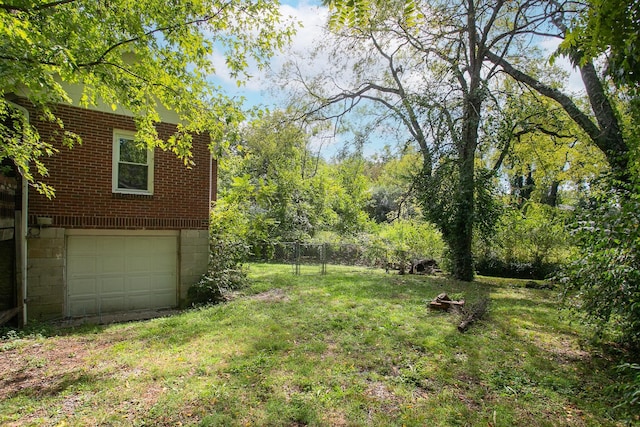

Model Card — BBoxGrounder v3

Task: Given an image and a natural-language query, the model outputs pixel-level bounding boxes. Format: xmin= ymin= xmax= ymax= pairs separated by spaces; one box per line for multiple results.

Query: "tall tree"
xmin=0 ymin=0 xmax=295 ymax=195
xmin=286 ymin=1 xmax=561 ymax=280
xmin=217 ymin=111 xmax=336 ymax=244
xmin=325 ymin=0 xmax=634 ymax=180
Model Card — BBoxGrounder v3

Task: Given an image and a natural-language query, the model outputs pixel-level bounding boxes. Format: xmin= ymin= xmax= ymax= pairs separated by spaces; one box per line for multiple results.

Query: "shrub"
xmin=612 ymin=363 xmax=640 ymax=420
xmin=375 ymin=219 xmax=445 ymax=264
xmin=187 ymin=235 xmax=251 ymax=306
xmin=474 ymin=257 xmax=559 ymax=280
xmin=475 ymin=202 xmax=571 ymax=279
xmin=560 ymin=181 xmax=640 ymax=351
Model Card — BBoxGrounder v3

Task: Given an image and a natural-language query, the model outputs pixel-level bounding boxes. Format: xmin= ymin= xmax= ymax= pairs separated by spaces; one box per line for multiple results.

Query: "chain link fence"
xmin=249 ymin=241 xmax=438 ymax=275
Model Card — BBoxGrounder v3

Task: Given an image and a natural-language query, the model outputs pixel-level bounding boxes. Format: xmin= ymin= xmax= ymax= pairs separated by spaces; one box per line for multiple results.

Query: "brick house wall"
xmin=12 ymin=100 xmax=215 ymax=321
xmin=22 ymin=102 xmax=216 ymax=229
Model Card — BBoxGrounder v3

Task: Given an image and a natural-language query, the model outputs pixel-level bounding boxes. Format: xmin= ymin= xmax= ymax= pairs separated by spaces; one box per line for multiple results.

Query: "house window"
xmin=112 ymin=130 xmax=154 ymax=194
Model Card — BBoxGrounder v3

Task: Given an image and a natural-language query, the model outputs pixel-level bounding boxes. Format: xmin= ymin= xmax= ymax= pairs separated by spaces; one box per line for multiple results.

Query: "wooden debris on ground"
xmin=457 ymin=298 xmax=489 ymax=332
xmin=428 ymin=293 xmax=490 ymax=333
xmin=428 ymin=293 xmax=465 ymax=311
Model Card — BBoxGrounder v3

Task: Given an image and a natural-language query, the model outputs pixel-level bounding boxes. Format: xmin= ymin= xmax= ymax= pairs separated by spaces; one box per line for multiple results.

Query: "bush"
xmin=375 ymin=219 xmax=445 ymax=265
xmin=187 ymin=235 xmax=251 ymax=306
xmin=612 ymin=363 xmax=640 ymax=420
xmin=475 ymin=202 xmax=571 ymax=279
xmin=474 ymin=256 xmax=559 ymax=280
xmin=560 ymin=181 xmax=640 ymax=351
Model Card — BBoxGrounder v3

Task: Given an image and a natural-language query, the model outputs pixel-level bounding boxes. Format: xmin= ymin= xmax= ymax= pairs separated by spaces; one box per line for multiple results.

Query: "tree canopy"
xmin=560 ymin=0 xmax=640 ymax=90
xmin=0 ymin=0 xmax=295 ymax=195
xmin=290 ymin=0 xmax=640 ymax=280
xmin=286 ymin=0 xmax=581 ymax=280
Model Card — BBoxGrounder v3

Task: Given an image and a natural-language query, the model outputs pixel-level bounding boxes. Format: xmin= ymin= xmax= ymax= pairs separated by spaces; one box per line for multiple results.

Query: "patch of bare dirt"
xmin=0 ymin=337 xmax=103 ymax=399
xmin=320 ymin=410 xmax=349 ymax=426
xmin=250 ymin=288 xmax=290 ymax=303
xmin=548 ymin=339 xmax=591 ymax=363
xmin=365 ymin=380 xmax=395 ymax=401
xmin=529 ymin=334 xmax=591 ymax=364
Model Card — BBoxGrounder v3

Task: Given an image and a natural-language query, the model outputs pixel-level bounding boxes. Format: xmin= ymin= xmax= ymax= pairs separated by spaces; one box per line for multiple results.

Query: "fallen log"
xmin=457 ymin=318 xmax=474 ymax=332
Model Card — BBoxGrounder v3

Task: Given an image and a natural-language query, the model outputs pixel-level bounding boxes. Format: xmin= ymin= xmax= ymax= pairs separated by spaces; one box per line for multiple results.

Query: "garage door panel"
xmin=101 ymin=277 xmax=126 ymax=294
xmin=101 ymin=257 xmax=126 ymax=274
xmin=153 ymin=277 xmax=176 ymax=293
xmin=67 ymin=235 xmax=177 ymax=316
xmin=67 ymin=237 xmax=96 ymax=256
xmin=69 ymin=298 xmax=98 ymax=317
xmin=128 ymin=276 xmax=151 ymax=292
xmin=67 ymin=258 xmax=97 ymax=276
xmin=153 ymin=293 xmax=175 ymax=308
xmin=126 ymin=257 xmax=152 ymax=273
xmin=98 ymin=237 xmax=123 ymax=254
xmin=68 ymin=278 xmax=97 ymax=295
xmin=128 ymin=294 xmax=151 ymax=310
xmin=101 ymin=295 xmax=127 ymax=312
xmin=127 ymin=238 xmax=152 ymax=253
xmin=154 ymin=261 xmax=175 ymax=275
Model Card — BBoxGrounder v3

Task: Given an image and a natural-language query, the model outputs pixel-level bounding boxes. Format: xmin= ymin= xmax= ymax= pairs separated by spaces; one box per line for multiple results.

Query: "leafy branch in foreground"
xmin=1 ymin=0 xmax=296 ymax=194
xmin=561 ymin=180 xmax=640 ymax=352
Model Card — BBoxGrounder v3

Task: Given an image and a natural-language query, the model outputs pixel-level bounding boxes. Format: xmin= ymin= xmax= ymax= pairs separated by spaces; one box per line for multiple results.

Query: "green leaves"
xmin=561 ymin=180 xmax=640 ymax=351
xmin=0 ymin=0 xmax=296 ymax=194
xmin=327 ymin=0 xmax=369 ymax=28
xmin=326 ymin=0 xmax=421 ymax=29
xmin=561 ymin=0 xmax=640 ymax=90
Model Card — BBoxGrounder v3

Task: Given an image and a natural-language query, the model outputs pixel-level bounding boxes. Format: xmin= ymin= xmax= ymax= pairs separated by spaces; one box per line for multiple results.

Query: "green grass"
xmin=0 ymin=264 xmax=626 ymax=426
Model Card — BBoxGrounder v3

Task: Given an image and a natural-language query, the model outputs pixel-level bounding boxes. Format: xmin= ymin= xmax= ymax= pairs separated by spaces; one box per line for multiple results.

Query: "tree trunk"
xmin=450 ymin=154 xmax=475 ymax=281
xmin=579 ymin=61 xmax=629 ymax=181
xmin=450 ymin=82 xmax=483 ymax=282
xmin=541 ymin=180 xmax=559 ymax=207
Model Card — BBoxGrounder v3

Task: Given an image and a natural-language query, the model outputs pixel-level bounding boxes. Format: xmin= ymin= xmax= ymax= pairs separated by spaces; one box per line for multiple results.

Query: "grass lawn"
xmin=0 ymin=263 xmax=626 ymax=426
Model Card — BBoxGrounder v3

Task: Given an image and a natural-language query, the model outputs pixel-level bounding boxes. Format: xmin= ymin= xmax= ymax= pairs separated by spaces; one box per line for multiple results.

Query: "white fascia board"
xmin=13 ymin=77 xmax=182 ymax=125
xmin=59 ymin=80 xmax=182 ymax=125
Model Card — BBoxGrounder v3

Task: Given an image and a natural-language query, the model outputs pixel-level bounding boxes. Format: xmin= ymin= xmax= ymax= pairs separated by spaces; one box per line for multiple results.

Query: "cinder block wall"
xmin=179 ymin=229 xmax=210 ymax=304
xmin=26 ymin=227 xmax=65 ymax=320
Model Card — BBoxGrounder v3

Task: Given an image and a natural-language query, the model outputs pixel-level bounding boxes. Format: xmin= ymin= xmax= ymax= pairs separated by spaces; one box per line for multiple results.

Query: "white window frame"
xmin=112 ymin=130 xmax=154 ymax=195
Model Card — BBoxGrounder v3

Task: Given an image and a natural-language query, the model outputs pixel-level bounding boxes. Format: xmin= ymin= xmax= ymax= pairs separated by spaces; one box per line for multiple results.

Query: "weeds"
xmin=0 ymin=264 xmax=628 ymax=426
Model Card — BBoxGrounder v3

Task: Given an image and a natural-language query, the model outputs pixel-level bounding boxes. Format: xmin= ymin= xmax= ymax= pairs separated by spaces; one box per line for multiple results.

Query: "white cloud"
xmin=209 ymin=1 xmax=329 ymax=106
xmin=537 ymin=37 xmax=585 ymax=94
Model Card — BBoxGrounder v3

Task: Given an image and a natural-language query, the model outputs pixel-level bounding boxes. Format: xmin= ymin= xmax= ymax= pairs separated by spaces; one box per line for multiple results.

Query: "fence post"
xmin=321 ymin=243 xmax=327 ymax=275
xmin=295 ymin=240 xmax=300 ymax=275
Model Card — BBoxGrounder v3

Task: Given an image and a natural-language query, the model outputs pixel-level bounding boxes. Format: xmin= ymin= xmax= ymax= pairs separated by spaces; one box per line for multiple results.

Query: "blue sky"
xmin=215 ymin=0 xmax=584 ymax=109
xmin=215 ymin=0 xmax=328 ymax=111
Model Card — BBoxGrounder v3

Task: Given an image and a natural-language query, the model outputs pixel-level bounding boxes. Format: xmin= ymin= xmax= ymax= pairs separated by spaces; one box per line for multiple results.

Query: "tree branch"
xmin=485 ymin=51 xmax=599 ymax=141
xmin=0 ymin=0 xmax=78 ymax=12
xmin=79 ymin=4 xmax=232 ymax=67
xmin=368 ymin=29 xmax=430 ymax=159
xmin=487 ymin=49 xmax=629 ymax=177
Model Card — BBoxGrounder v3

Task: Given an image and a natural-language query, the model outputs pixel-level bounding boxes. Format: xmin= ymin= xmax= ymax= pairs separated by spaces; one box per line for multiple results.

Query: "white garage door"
xmin=67 ymin=235 xmax=177 ymax=317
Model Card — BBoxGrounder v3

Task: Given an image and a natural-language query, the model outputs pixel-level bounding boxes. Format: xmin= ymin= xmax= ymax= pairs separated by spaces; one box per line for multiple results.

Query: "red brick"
xmin=19 ymin=102 xmax=214 ymax=230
